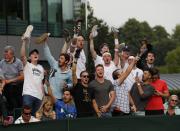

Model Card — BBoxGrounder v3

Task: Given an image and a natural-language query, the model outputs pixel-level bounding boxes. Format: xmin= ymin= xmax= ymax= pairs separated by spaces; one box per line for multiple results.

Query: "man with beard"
xmin=42 ymin=37 xmax=72 ymax=100
xmin=61 ymin=33 xmax=86 ymax=80
xmin=48 ymin=87 xmax=77 ymax=119
xmin=89 ymin=64 xmax=115 ymax=117
xmin=72 ymin=71 xmax=94 ymax=117
xmin=130 ymin=69 xmax=154 ymax=116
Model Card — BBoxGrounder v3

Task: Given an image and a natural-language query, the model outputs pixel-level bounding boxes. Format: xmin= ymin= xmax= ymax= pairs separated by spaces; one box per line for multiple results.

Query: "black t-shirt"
xmin=72 ymin=83 xmax=94 ymax=117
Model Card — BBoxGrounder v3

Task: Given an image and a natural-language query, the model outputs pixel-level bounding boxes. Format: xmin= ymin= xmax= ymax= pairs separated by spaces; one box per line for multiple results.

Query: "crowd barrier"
xmin=1 ymin=115 xmax=180 ymax=131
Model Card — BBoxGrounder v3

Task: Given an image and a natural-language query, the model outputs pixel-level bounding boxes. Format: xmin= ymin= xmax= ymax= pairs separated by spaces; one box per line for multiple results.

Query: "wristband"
xmin=114 ymin=39 xmax=119 ymax=45
xmin=114 ymin=49 xmax=119 ymax=52
xmin=70 ymin=43 xmax=76 ymax=48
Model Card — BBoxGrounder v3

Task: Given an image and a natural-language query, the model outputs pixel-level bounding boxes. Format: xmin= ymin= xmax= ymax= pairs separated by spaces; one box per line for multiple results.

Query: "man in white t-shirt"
xmin=21 ymin=37 xmax=44 ymax=115
xmin=61 ymin=35 xmax=86 ymax=79
xmin=125 ymin=56 xmax=143 ymax=90
xmin=89 ymin=32 xmax=119 ymax=83
xmin=15 ymin=105 xmax=39 ymax=124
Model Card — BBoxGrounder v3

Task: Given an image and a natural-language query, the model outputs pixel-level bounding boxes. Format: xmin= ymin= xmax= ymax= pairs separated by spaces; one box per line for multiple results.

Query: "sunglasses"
xmin=82 ymin=75 xmax=89 ymax=78
xmin=23 ymin=112 xmax=31 ymax=115
xmin=171 ymin=99 xmax=178 ymax=102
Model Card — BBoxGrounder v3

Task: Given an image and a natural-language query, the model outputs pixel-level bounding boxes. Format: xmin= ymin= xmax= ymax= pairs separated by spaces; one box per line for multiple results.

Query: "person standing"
xmin=72 ymin=71 xmax=94 ymax=117
xmin=145 ymin=68 xmax=169 ymax=115
xmin=89 ymin=64 xmax=115 ymax=117
xmin=130 ymin=69 xmax=154 ymax=116
xmin=40 ymin=36 xmax=72 ymax=100
xmin=21 ymin=37 xmax=44 ymax=115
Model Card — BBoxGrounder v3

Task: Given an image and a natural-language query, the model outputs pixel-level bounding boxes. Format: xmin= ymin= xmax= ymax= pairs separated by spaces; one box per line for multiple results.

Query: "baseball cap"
xmin=122 ymin=46 xmax=130 ymax=52
xmin=29 ymin=49 xmax=39 ymax=56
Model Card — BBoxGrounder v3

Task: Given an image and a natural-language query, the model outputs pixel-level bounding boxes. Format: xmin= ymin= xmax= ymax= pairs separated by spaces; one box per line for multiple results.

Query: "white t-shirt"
xmin=14 ymin=116 xmax=39 ymax=124
xmin=94 ymin=55 xmax=117 ymax=83
xmin=76 ymin=50 xmax=86 ymax=79
xmin=67 ymin=48 xmax=86 ymax=79
xmin=23 ymin=62 xmax=44 ymax=100
xmin=125 ymin=67 xmax=143 ymax=90
xmin=94 ymin=55 xmax=103 ymax=66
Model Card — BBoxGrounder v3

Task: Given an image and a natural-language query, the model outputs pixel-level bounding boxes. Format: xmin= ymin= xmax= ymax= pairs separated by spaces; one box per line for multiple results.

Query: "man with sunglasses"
xmin=72 ymin=71 xmax=94 ymax=117
xmin=15 ymin=105 xmax=39 ymax=124
xmin=164 ymin=95 xmax=180 ymax=116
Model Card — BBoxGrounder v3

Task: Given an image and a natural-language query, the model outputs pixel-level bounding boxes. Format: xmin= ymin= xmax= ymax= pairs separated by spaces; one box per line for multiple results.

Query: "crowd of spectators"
xmin=0 ymin=24 xmax=179 ymax=126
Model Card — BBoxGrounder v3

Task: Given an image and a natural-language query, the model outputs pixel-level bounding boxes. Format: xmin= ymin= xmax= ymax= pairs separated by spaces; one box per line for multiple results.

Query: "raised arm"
xmin=89 ymin=33 xmax=97 ymax=60
xmin=43 ymin=42 xmax=57 ymax=68
xmin=61 ymin=40 xmax=71 ymax=54
xmin=20 ymin=37 xmax=28 ymax=66
xmin=47 ymin=82 xmax=56 ymax=104
xmin=117 ymin=58 xmax=137 ymax=84
xmin=72 ymin=61 xmax=78 ymax=86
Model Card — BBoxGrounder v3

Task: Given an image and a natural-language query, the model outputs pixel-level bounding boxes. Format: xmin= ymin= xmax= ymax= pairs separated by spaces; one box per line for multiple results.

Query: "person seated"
xmin=47 ymin=85 xmax=77 ymax=119
xmin=0 ymin=77 xmax=13 ymax=126
xmin=35 ymin=96 xmax=56 ymax=121
xmin=14 ymin=105 xmax=39 ymax=124
xmin=164 ymin=95 xmax=180 ymax=116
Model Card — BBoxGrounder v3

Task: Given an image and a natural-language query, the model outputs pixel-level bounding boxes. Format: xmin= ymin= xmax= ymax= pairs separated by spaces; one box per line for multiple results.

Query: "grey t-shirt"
xmin=0 ymin=58 xmax=23 ymax=80
xmin=130 ymin=83 xmax=154 ymax=111
xmin=89 ymin=79 xmax=114 ymax=107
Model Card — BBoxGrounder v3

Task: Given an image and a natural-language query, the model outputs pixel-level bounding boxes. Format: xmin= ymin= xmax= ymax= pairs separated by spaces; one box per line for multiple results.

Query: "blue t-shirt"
xmin=55 ymin=100 xmax=77 ymax=119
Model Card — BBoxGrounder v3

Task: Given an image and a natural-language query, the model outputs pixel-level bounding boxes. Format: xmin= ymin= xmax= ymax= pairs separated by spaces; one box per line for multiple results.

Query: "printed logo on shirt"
xmin=32 ymin=68 xmax=42 ymax=76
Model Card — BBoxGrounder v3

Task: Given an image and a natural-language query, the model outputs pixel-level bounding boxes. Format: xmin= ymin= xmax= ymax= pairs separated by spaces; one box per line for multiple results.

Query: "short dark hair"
xmin=147 ymin=51 xmax=155 ymax=57
xmin=112 ymin=69 xmax=121 ymax=80
xmin=63 ymin=88 xmax=73 ymax=95
xmin=100 ymin=43 xmax=109 ymax=50
xmin=60 ymin=53 xmax=70 ymax=62
xmin=95 ymin=64 xmax=104 ymax=69
xmin=23 ymin=105 xmax=32 ymax=110
xmin=29 ymin=49 xmax=39 ymax=56
xmin=151 ymin=68 xmax=159 ymax=76
xmin=143 ymin=68 xmax=154 ymax=76
xmin=122 ymin=46 xmax=130 ymax=52
xmin=80 ymin=70 xmax=88 ymax=77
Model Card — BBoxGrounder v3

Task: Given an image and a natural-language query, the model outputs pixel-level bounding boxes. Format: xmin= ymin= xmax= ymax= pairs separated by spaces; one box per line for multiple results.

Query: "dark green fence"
xmin=1 ymin=116 xmax=180 ymax=131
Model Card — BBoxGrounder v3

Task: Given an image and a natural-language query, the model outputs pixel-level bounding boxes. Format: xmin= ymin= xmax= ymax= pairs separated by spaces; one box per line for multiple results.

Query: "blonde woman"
xmin=35 ymin=96 xmax=56 ymax=121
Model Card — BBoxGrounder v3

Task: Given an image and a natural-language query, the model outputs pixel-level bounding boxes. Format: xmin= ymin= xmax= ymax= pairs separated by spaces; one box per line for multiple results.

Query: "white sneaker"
xmin=91 ymin=25 xmax=98 ymax=38
xmin=23 ymin=25 xmax=33 ymax=39
xmin=111 ymin=27 xmax=119 ymax=33
xmin=120 ymin=42 xmax=125 ymax=47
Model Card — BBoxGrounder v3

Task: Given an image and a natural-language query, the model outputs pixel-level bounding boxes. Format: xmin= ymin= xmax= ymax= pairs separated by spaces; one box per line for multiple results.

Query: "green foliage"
xmin=152 ymin=25 xmax=169 ymax=42
xmin=86 ymin=3 xmax=180 ymax=73
xmin=119 ymin=19 xmax=154 ymax=53
xmin=163 ymin=46 xmax=180 ymax=73
xmin=165 ymin=46 xmax=180 ymax=65
xmin=153 ymin=39 xmax=177 ymax=65
xmin=158 ymin=65 xmax=180 ymax=74
xmin=172 ymin=25 xmax=180 ymax=42
xmin=169 ymin=90 xmax=180 ymax=99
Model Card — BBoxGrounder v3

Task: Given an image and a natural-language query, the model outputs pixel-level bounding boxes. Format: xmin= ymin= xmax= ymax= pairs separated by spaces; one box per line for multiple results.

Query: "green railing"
xmin=1 ymin=116 xmax=180 ymax=131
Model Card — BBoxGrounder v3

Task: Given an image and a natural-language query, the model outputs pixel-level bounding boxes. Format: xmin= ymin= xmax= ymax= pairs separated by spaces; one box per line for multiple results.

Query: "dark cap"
xmin=122 ymin=46 xmax=130 ymax=52
xmin=29 ymin=49 xmax=39 ymax=56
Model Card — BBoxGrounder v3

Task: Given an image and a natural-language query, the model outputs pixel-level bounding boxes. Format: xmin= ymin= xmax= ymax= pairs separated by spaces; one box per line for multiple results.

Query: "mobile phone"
xmin=136 ymin=72 xmax=139 ymax=77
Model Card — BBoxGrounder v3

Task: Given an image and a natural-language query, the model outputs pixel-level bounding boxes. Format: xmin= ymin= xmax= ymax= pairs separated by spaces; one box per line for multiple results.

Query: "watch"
xmin=137 ymin=83 xmax=141 ymax=86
